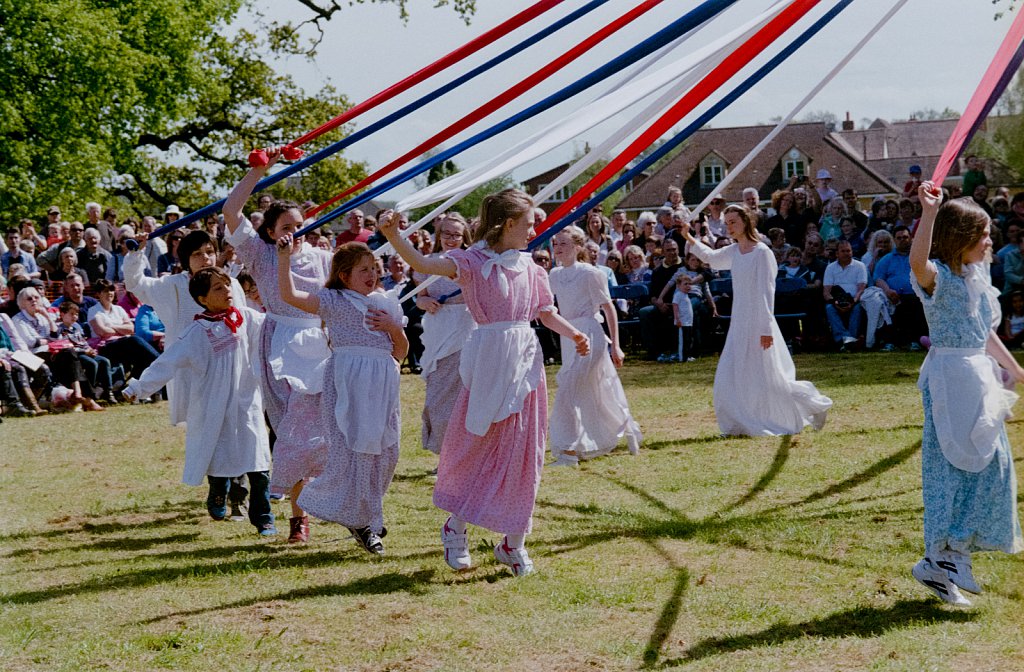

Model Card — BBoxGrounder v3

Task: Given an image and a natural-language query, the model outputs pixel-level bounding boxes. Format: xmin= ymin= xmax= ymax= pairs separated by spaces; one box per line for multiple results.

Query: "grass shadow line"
xmin=660 ymin=599 xmax=976 ymax=666
xmin=720 ymin=436 xmax=791 ymax=514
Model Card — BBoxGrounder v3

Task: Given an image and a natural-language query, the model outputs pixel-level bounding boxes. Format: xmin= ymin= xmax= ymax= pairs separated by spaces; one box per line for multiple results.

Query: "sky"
xmin=242 ymin=0 xmax=1013 ymax=198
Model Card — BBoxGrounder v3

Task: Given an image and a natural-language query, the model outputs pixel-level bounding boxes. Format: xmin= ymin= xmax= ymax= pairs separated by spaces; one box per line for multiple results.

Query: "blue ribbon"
xmin=145 ymin=0 xmax=612 ymax=240
xmin=296 ymin=0 xmax=742 ymax=237
xmin=530 ymin=0 xmax=856 ymax=250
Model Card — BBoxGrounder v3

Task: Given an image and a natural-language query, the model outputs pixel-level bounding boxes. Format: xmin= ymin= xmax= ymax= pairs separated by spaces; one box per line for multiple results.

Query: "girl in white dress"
xmin=276 ymin=239 xmax=408 ymax=555
xmin=548 ymin=226 xmax=641 ymax=466
xmin=123 ymin=268 xmax=275 ymax=536
xmin=683 ymin=205 xmax=832 ymax=436
xmin=413 ymin=213 xmax=476 ymax=457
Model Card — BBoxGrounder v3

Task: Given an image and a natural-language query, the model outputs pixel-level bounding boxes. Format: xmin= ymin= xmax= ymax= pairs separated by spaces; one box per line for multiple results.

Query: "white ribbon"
xmin=479 ymin=247 xmax=524 ymax=298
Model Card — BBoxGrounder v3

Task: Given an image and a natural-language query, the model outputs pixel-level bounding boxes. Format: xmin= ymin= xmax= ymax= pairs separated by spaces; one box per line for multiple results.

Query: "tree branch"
xmin=137 ymin=120 xmax=241 ymax=151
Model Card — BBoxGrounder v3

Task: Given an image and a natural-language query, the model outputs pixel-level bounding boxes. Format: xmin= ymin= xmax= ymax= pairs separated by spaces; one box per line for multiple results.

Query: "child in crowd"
xmin=999 ymin=291 xmax=1024 ymax=349
xmin=378 ymin=189 xmax=589 ymax=577
xmin=276 ymin=238 xmax=407 ymax=555
xmin=56 ymin=302 xmax=114 ymax=404
xmin=123 ymin=268 xmax=275 ymax=536
xmin=548 ymin=226 xmax=640 ymax=467
xmin=225 ymin=148 xmax=332 ymax=544
xmin=908 ymin=181 xmax=1022 ymax=606
xmin=672 ymin=273 xmax=694 ymax=363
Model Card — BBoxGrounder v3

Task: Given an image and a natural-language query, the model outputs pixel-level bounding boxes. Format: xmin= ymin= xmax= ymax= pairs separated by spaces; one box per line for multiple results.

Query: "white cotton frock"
xmin=690 ymin=241 xmax=832 ymax=436
xmin=548 ymin=262 xmax=641 ymax=459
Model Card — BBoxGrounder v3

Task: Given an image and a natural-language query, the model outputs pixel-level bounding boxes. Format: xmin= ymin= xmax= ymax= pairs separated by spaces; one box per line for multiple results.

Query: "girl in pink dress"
xmin=379 ymin=190 xmax=590 ymax=577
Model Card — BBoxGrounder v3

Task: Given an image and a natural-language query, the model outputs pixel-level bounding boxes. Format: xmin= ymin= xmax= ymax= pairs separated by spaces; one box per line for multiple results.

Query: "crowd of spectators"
xmin=2 ymin=154 xmax=1019 ymax=420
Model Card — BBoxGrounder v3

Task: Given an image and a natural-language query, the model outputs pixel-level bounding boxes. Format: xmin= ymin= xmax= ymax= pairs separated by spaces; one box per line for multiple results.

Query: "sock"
xmin=446 ymin=516 xmax=467 ymax=534
xmin=505 ymin=533 xmax=525 ymax=550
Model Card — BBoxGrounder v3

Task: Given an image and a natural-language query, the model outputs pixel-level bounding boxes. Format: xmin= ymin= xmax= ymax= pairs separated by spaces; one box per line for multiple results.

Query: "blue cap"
xmin=909 ymin=164 xmax=922 ymax=174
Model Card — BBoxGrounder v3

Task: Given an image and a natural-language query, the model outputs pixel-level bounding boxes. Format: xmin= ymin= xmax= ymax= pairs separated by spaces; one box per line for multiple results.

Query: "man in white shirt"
xmin=823 ymin=240 xmax=866 ymax=350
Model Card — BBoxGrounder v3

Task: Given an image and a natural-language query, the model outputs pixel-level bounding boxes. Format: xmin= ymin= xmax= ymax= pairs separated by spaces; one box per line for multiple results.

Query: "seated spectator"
xmin=842 ymin=188 xmax=869 ymax=233
xmin=47 ymin=247 xmax=90 ymax=286
xmin=872 ymin=226 xmax=926 ymax=351
xmin=12 ymin=286 xmax=104 ymax=411
xmin=76 ymin=229 xmax=112 ymax=284
xmin=862 ymin=230 xmax=894 ymax=283
xmin=638 ymin=238 xmax=683 ymax=360
xmin=584 ymin=240 xmax=617 ymax=290
xmin=2 ymin=228 xmax=40 ymax=278
xmin=992 ymin=196 xmax=1010 ymax=227
xmin=55 ymin=301 xmax=116 ymax=404
xmin=36 ymin=221 xmax=85 ymax=274
xmin=997 ymin=220 xmax=1021 ymax=261
xmin=818 ymin=199 xmax=847 ymax=242
xmin=531 ymin=248 xmax=552 ymax=274
xmin=779 ymin=247 xmax=814 ymax=282
xmin=896 ymin=198 xmax=919 ymax=233
xmin=18 ymin=219 xmax=47 ymax=254
xmin=823 ymin=240 xmax=866 ymax=351
xmin=634 ymin=211 xmax=657 ymax=248
xmin=703 ymin=194 xmax=727 ymax=241
xmin=1002 ymin=235 xmax=1024 ymax=294
xmin=51 ymin=273 xmax=99 ymax=336
xmin=622 ymin=245 xmax=651 ymax=284
xmin=999 ymin=290 xmax=1024 ymax=349
xmin=118 ymin=290 xmax=142 ymax=320
xmin=616 ymin=221 xmax=637 ymax=254
xmin=971 ymin=183 xmax=994 ymax=217
xmin=584 ymin=212 xmax=613 ymax=264
xmin=381 ymin=254 xmax=409 ymax=293
xmin=605 ymin=249 xmax=627 ymax=285
xmin=838 ymin=216 xmax=866 ymax=258
xmin=768 ymin=227 xmax=790 ymax=262
xmin=87 ymin=279 xmax=159 ymax=382
xmin=134 ymin=303 xmax=166 ymax=351
xmin=0 ymin=312 xmax=50 ymax=416
xmin=106 ymin=226 xmax=137 ymax=282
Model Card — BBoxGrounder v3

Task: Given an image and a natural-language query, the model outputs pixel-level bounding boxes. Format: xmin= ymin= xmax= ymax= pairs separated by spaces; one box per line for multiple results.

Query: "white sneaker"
xmin=494 ymin=537 xmax=534 ymax=577
xmin=935 ymin=552 xmax=982 ymax=595
xmin=550 ymin=453 xmax=579 ymax=468
xmin=441 ymin=517 xmax=471 ymax=571
xmin=912 ymin=558 xmax=972 ymax=606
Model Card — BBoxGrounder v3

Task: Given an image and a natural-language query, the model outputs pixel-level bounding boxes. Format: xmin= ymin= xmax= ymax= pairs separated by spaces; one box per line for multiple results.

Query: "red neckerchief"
xmin=195 ymin=306 xmax=243 ymax=333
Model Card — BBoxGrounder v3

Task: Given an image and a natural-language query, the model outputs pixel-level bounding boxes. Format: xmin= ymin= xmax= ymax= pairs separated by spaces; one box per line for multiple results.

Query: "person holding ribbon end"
xmin=123 ymin=268 xmax=275 ymax=537
xmin=224 ymin=147 xmax=332 ymax=545
xmin=379 ymin=189 xmax=590 ymax=577
xmin=681 ymin=204 xmax=832 ymax=436
xmin=276 ymin=238 xmax=407 ymax=556
xmin=907 ymin=181 xmax=1023 ymax=606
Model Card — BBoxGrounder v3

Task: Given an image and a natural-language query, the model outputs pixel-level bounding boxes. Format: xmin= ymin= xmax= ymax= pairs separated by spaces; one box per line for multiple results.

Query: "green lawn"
xmin=2 ymin=353 xmax=1022 ymax=671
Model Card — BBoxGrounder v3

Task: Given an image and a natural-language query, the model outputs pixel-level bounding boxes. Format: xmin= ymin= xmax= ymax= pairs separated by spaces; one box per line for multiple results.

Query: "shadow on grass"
xmin=3 ymin=531 xmax=202 ymax=559
xmin=720 ymin=436 xmax=791 ymax=513
xmin=0 ymin=500 xmax=201 ymax=544
xmin=135 ymin=569 xmax=440 ymax=625
xmin=659 ymin=599 xmax=976 ymax=667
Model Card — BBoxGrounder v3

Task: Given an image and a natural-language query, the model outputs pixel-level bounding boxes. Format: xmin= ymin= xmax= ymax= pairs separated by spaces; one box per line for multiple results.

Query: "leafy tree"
xmin=908 ymin=107 xmax=961 ymax=121
xmin=967 ymin=71 xmax=1024 ymax=175
xmin=0 ymin=0 xmax=474 ymax=223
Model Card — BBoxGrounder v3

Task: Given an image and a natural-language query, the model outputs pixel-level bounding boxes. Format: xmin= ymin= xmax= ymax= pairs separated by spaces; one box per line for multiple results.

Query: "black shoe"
xmin=206 ymin=493 xmax=227 ymax=521
xmin=4 ymin=403 xmax=35 ymax=418
xmin=349 ymin=526 xmax=385 ymax=555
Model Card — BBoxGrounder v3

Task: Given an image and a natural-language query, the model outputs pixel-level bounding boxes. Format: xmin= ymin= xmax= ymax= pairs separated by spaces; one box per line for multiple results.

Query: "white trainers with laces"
xmin=935 ymin=551 xmax=982 ymax=594
xmin=441 ymin=517 xmax=471 ymax=571
xmin=494 ymin=537 xmax=534 ymax=577
xmin=912 ymin=557 xmax=972 ymax=606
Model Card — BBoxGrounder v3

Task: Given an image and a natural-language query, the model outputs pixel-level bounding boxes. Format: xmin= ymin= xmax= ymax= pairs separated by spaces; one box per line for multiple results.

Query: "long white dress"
xmin=689 ymin=241 xmax=832 ymax=436
xmin=124 ymin=309 xmax=271 ymax=485
xmin=124 ymin=252 xmax=247 ymax=426
xmin=548 ymin=263 xmax=641 ymax=459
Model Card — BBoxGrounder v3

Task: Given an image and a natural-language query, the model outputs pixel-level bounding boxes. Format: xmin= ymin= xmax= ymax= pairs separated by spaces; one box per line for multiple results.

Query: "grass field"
xmin=1 ymin=352 xmax=1022 ymax=672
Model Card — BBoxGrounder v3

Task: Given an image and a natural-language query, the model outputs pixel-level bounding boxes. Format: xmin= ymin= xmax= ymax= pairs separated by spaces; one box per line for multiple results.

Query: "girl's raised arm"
xmin=910 ymin=182 xmax=940 ymax=294
xmin=276 ymin=234 xmax=320 ymax=314
xmin=378 ymin=210 xmax=457 ymax=278
xmin=224 ymin=149 xmax=282 ymax=235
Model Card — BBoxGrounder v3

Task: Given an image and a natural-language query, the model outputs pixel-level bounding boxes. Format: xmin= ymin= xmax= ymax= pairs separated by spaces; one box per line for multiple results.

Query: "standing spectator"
xmin=818 ymin=200 xmax=847 ymax=242
xmin=961 ymin=154 xmax=987 ymax=200
xmin=48 ymin=247 xmax=89 ymax=286
xmin=76 ymin=229 xmax=111 ymax=284
xmin=971 ymin=184 xmax=994 ymax=218
xmin=766 ymin=190 xmax=804 ymax=247
xmin=842 ymin=188 xmax=869 ymax=233
xmin=335 ymin=210 xmax=371 ymax=245
xmin=164 ymin=204 xmax=183 ymax=227
xmin=19 ymin=219 xmax=47 ymax=253
xmin=838 ymin=217 xmax=866 ymax=258
xmin=703 ymin=194 xmax=727 ymax=241
xmin=902 ymin=165 xmax=923 ymax=199
xmin=814 ymin=168 xmax=839 ymax=206
xmin=823 ymin=240 xmax=867 ymax=350
xmin=36 ymin=220 xmax=85 ymax=274
xmin=97 ymin=208 xmax=120 ymax=252
xmin=743 ymin=187 xmax=766 ymax=232
xmin=2 ymin=228 xmax=40 ymax=278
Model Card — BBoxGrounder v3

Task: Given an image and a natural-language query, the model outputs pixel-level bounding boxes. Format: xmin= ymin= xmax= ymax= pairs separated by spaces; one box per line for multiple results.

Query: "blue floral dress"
xmin=914 ymin=261 xmax=1023 ymax=557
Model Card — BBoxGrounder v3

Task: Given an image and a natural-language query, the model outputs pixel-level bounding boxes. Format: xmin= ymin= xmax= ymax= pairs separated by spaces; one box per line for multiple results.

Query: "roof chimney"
xmin=841 ymin=111 xmax=854 ymax=131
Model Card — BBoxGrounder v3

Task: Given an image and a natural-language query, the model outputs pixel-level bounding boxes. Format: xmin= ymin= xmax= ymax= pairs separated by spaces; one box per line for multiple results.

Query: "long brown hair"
xmin=475 ymin=189 xmax=533 ymax=247
xmin=931 ymin=198 xmax=991 ymax=275
xmin=259 ymin=200 xmax=303 ymax=244
xmin=432 ymin=212 xmax=469 ymax=253
xmin=723 ymin=204 xmax=758 ymax=243
xmin=325 ymin=242 xmax=374 ymax=290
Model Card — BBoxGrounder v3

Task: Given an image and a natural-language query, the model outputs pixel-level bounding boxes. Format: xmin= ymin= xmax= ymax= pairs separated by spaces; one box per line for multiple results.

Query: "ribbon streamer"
xmin=930 ymin=5 xmax=1024 ymax=187
xmin=144 ymin=0 xmax=588 ymax=238
xmin=307 ymin=0 xmax=670 ymax=217
xmin=296 ymin=0 xmax=743 ymax=237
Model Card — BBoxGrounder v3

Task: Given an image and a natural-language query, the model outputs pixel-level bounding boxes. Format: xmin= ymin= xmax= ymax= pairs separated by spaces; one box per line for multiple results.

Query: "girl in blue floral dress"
xmin=908 ymin=182 xmax=1023 ymax=606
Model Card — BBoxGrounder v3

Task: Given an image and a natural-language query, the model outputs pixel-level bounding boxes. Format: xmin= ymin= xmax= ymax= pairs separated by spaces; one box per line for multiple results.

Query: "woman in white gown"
xmin=548 ymin=226 xmax=641 ymax=465
xmin=683 ymin=205 xmax=832 ymax=436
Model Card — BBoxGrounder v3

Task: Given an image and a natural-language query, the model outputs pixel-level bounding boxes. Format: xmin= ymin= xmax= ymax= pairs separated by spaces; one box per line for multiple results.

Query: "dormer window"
xmin=782 ymin=147 xmax=808 ymax=179
xmin=700 ymin=152 xmax=727 ymax=186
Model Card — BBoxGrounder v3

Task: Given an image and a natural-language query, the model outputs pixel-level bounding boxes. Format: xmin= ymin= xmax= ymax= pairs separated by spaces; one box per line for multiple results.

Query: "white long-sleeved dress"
xmin=124 ymin=252 xmax=247 ymax=425
xmin=124 ymin=310 xmax=271 ymax=485
xmin=690 ymin=240 xmax=832 ymax=436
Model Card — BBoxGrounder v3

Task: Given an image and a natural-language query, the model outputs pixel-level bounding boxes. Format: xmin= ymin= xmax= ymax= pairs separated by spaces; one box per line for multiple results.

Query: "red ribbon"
xmin=195 ymin=307 xmax=244 ymax=334
xmin=307 ymin=0 xmax=666 ymax=217
xmin=539 ymin=0 xmax=820 ymax=234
